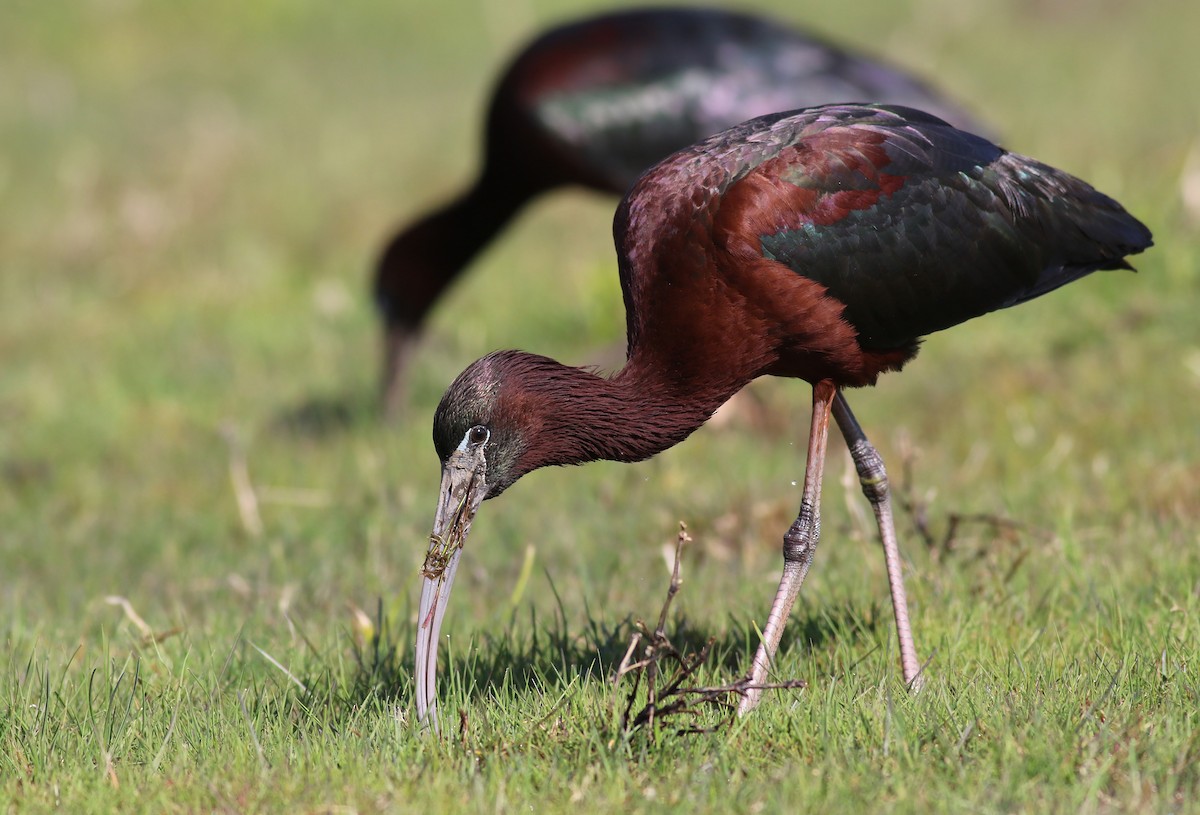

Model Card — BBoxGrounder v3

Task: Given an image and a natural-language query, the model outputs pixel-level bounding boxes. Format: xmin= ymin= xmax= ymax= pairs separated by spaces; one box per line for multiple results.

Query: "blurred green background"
xmin=1 ymin=0 xmax=1197 ymax=811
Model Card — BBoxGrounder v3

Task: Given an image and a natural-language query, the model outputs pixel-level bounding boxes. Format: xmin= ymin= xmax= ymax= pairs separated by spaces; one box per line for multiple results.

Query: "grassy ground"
xmin=3 ymin=0 xmax=1199 ymax=811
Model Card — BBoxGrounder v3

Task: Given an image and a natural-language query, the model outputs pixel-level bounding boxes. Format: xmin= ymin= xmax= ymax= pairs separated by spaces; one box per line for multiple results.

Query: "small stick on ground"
xmin=896 ymin=447 xmax=1047 ymax=561
xmin=641 ymin=522 xmax=690 ymax=731
xmin=612 ymin=522 xmax=805 ymax=738
xmin=220 ymin=422 xmax=263 ymax=538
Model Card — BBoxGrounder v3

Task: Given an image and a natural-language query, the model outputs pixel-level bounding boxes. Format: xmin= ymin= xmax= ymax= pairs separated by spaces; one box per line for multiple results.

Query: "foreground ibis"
xmin=415 ymin=104 xmax=1151 ymax=728
xmin=377 ymin=7 xmax=989 ymax=412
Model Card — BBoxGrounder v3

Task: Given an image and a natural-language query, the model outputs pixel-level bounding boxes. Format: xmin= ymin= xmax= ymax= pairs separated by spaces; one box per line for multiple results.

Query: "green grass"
xmin=3 ymin=0 xmax=1199 ymax=811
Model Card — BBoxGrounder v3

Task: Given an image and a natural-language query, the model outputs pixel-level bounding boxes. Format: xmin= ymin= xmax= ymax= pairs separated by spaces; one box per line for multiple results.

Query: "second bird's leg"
xmin=738 ymin=380 xmax=836 ymax=716
xmin=831 ymin=391 xmax=923 ymax=690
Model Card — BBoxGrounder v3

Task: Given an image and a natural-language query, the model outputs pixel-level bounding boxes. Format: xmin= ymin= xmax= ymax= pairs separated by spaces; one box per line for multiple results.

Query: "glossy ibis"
xmin=378 ymin=7 xmax=990 ymax=413
xmin=416 ymin=104 xmax=1152 ymax=728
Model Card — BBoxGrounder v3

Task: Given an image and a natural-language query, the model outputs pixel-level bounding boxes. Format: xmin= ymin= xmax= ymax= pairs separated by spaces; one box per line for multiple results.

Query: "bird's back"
xmin=489 ymin=8 xmax=988 ymax=194
xmin=615 ymin=105 xmax=1152 ymax=384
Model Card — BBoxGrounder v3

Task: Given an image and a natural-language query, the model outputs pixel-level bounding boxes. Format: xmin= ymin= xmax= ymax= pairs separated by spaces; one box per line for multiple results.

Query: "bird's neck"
xmin=511 ymin=354 xmax=744 ymax=475
xmin=375 ymin=170 xmax=539 ymax=329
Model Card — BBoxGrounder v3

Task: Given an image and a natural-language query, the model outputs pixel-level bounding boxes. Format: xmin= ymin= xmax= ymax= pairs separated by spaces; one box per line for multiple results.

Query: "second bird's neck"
xmin=376 ymin=168 xmax=542 ymax=328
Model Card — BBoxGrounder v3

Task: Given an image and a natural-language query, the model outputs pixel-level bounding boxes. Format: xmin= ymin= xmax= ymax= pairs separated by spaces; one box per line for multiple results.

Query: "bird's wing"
xmin=706 ymin=107 xmax=1148 ymax=350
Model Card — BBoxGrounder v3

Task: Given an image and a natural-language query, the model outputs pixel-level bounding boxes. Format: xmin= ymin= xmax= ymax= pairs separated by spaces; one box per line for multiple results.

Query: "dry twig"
xmin=612 ymin=522 xmax=805 ymax=737
xmin=896 ymin=446 xmax=1043 ymax=562
xmin=220 ymin=422 xmax=263 ymax=538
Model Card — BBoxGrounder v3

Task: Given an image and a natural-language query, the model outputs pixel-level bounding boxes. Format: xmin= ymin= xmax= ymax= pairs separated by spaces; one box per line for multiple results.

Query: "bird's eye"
xmin=468 ymin=425 xmax=489 ymax=446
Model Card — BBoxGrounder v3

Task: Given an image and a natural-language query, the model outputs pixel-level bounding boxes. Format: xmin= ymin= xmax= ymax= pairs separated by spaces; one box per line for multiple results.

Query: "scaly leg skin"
xmin=831 ymin=391 xmax=923 ymax=691
xmin=738 ymin=380 xmax=836 ymax=716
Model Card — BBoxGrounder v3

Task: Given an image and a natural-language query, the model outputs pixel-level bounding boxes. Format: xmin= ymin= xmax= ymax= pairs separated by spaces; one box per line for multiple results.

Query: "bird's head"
xmin=416 ymin=350 xmax=564 ymax=729
xmin=374 ymin=214 xmax=459 ymax=416
xmin=429 ymin=351 xmax=535 ymax=499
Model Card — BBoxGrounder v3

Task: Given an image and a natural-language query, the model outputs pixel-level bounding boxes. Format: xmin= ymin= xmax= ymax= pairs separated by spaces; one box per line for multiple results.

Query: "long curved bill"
xmin=380 ymin=324 xmax=416 ymax=418
xmin=415 ymin=444 xmax=487 ymax=732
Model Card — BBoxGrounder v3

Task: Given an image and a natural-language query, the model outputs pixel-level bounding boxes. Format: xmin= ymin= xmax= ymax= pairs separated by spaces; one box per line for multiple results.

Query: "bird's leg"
xmin=738 ymin=380 xmax=836 ymax=716
xmin=831 ymin=391 xmax=923 ymax=691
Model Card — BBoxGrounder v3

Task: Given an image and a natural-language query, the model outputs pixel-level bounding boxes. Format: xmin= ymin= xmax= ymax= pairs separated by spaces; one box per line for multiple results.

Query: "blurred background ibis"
xmin=375 ymin=6 xmax=989 ymax=413
xmin=414 ymin=104 xmax=1152 ymax=728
